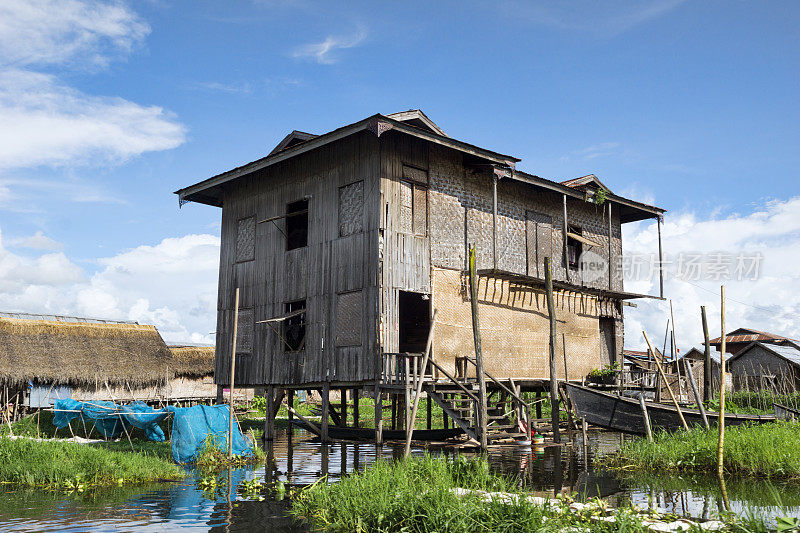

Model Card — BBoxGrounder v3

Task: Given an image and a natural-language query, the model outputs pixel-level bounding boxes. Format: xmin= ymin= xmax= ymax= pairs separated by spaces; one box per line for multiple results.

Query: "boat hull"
xmin=565 ymin=383 xmax=776 ymax=435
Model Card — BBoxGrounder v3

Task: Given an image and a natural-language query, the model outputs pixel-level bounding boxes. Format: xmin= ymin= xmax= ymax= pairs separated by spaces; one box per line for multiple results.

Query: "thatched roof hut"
xmin=168 ymin=345 xmax=215 ymax=378
xmin=0 ymin=316 xmax=172 ymax=387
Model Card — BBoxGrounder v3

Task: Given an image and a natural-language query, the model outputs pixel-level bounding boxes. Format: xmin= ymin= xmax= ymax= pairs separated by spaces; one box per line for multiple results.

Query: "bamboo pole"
xmin=701 ymin=306 xmax=712 ymax=401
xmin=717 ymin=285 xmax=726 ymax=478
xmin=228 ymin=287 xmax=240 ymax=458
xmin=468 ymin=245 xmax=488 ymax=450
xmin=544 ymin=256 xmax=560 ymax=444
xmin=374 ymin=382 xmax=383 ymax=445
xmin=105 ymin=382 xmax=134 ymax=452
xmin=405 ymin=309 xmax=438 ymax=457
xmin=643 ymin=330 xmax=689 ymax=430
xmin=670 ymin=301 xmax=685 ymax=401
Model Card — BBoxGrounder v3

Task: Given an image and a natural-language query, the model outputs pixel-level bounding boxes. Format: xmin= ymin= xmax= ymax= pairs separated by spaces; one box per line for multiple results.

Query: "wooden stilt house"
xmin=176 ymin=110 xmax=666 ymax=443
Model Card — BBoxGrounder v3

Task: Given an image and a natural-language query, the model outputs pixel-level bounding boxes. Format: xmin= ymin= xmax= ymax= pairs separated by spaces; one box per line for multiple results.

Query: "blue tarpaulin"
xmin=52 ymin=400 xmax=253 ymax=464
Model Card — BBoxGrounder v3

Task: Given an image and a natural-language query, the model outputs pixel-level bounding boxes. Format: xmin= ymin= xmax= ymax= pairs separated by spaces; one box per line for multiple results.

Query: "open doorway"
xmin=399 ymin=291 xmax=431 ymax=354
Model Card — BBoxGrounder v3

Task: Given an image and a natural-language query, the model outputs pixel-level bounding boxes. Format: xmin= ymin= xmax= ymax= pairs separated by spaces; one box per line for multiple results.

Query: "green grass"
xmin=0 ymin=437 xmax=182 ymax=489
xmin=610 ymin=421 xmax=800 ymax=479
xmin=291 ymin=455 xmax=678 ymax=532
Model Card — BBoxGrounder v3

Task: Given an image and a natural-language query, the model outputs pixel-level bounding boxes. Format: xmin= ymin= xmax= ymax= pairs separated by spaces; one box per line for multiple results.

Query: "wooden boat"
xmin=774 ymin=403 xmax=800 ymax=421
xmin=565 ymin=383 xmax=776 ymax=436
xmin=292 ymin=419 xmax=464 ymax=441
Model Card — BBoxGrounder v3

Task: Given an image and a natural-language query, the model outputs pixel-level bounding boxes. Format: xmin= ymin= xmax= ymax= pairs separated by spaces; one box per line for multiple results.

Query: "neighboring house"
xmin=167 ymin=344 xmax=217 ymax=402
xmin=716 ymin=341 xmax=800 ymax=391
xmin=176 ymin=109 xmax=665 ymax=441
xmin=708 ymin=327 xmax=799 ymax=356
xmin=0 ymin=312 xmax=172 ymax=412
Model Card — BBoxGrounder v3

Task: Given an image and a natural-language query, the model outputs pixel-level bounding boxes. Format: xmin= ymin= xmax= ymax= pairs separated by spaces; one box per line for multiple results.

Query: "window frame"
xmin=286 ymin=199 xmax=309 ymax=251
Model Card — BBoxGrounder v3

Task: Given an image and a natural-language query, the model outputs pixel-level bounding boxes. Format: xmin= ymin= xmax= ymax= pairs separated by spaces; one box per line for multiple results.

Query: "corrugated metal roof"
xmin=709 ymin=328 xmax=792 ymax=345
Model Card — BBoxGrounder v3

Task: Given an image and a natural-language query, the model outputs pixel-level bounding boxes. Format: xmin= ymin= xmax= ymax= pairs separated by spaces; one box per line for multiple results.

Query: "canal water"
xmin=1 ymin=429 xmax=798 ymax=531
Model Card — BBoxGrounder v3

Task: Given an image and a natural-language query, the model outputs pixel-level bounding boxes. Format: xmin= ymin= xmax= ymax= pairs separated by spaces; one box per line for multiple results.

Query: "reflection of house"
xmin=0 ymin=312 xmax=171 ymax=412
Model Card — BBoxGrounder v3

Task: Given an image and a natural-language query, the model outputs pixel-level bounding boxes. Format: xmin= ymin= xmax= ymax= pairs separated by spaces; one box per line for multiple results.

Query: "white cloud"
xmin=503 ymin=0 xmax=687 ymax=37
xmin=0 ymin=1 xmax=185 ymax=171
xmin=0 ymin=0 xmax=149 ymax=68
xmin=0 ymin=69 xmax=186 ymax=169
xmin=622 ymin=196 xmax=800 ymax=354
xmin=291 ymin=25 xmax=367 ymax=64
xmin=7 ymin=230 xmax=64 ymax=251
xmin=0 ymin=230 xmax=220 ymax=343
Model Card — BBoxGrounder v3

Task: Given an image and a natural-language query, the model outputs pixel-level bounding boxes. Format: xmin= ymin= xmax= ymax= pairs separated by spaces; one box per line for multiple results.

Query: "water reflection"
xmin=0 ymin=428 xmax=797 ymax=531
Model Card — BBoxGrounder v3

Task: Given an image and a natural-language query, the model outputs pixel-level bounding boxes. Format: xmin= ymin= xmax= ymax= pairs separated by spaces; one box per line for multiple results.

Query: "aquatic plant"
xmin=0 ymin=437 xmax=182 ymax=489
xmin=290 ymin=454 xmax=698 ymax=532
xmin=195 ymin=433 xmax=264 ymax=471
xmin=609 ymin=421 xmax=800 ymax=479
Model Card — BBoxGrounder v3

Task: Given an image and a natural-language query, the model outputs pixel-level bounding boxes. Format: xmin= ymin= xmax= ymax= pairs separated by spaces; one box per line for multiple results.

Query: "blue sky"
xmin=0 ymin=0 xmax=798 ymax=347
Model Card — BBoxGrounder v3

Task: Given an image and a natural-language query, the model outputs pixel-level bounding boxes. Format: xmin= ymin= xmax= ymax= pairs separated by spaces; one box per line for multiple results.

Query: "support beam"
xmin=374 ymin=383 xmax=383 ymax=446
xmin=264 ymin=385 xmax=275 ymax=441
xmin=228 ymin=287 xmax=240 ymax=458
xmin=607 ymin=201 xmax=613 ymax=290
xmin=563 ymin=194 xmax=569 ymax=282
xmin=286 ymin=389 xmax=294 ymax=435
xmin=353 ymin=388 xmax=360 ymax=429
xmin=468 ymin=245 xmax=488 ymax=450
xmin=340 ymin=388 xmax=348 ymax=428
xmin=321 ymin=381 xmax=330 ymax=443
xmin=544 ymin=257 xmax=560 ymax=443
xmin=492 ymin=174 xmax=498 ymax=270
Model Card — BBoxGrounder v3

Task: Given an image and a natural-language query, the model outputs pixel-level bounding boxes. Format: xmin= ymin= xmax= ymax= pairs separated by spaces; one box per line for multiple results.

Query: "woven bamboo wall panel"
xmin=431 ymin=268 xmax=610 ymax=381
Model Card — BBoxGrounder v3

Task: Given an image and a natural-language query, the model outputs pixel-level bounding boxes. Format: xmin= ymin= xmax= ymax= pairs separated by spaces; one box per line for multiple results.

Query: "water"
xmin=1 ymin=429 xmax=798 ymax=531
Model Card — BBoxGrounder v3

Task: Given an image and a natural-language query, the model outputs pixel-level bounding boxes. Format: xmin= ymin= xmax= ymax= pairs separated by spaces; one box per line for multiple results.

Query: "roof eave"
xmin=175 ymin=113 xmax=519 ymax=207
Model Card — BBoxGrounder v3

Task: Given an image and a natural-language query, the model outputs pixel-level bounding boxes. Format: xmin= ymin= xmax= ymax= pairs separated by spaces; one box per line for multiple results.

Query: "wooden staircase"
xmin=381 ymin=352 xmax=532 ymax=444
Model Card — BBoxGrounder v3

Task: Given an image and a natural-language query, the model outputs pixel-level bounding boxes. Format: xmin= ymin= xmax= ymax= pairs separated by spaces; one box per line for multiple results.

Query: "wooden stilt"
xmin=391 ymin=394 xmax=397 ymax=431
xmin=442 ymin=393 xmax=449 ymax=429
xmin=353 ymin=388 xmax=359 ymax=429
xmin=321 ymin=382 xmax=330 ymax=443
xmin=264 ymin=385 xmax=275 ymax=441
xmin=544 ymin=257 xmax=560 ymax=444
xmin=374 ymin=383 xmax=383 ymax=445
xmin=426 ymin=396 xmax=432 ymax=430
xmin=228 ymin=287 xmax=240 ymax=458
xmin=286 ymin=389 xmax=294 ymax=435
xmin=468 ymin=245 xmax=488 ymax=450
xmin=536 ymin=390 xmax=542 ymax=419
xmin=340 ymin=388 xmax=348 ymax=428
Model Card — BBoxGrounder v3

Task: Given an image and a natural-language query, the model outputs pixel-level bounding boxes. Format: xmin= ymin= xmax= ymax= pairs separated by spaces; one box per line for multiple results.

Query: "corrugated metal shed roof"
xmin=764 ymin=343 xmax=800 ymax=367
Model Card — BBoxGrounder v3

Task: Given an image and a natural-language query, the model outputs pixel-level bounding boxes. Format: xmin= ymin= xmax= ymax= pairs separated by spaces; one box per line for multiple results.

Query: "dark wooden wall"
xmin=215 ymin=132 xmax=380 ymax=386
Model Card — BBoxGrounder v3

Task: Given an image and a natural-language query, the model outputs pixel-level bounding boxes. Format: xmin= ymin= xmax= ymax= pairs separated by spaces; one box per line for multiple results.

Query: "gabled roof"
xmin=723 ymin=341 xmax=800 ymax=369
xmin=386 ymin=109 xmax=447 ymax=137
xmin=268 ymin=130 xmax=318 ymax=157
xmin=709 ymin=327 xmax=794 ymax=346
xmin=561 ymin=174 xmax=612 ymax=193
xmin=175 ymin=110 xmax=666 ymax=224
